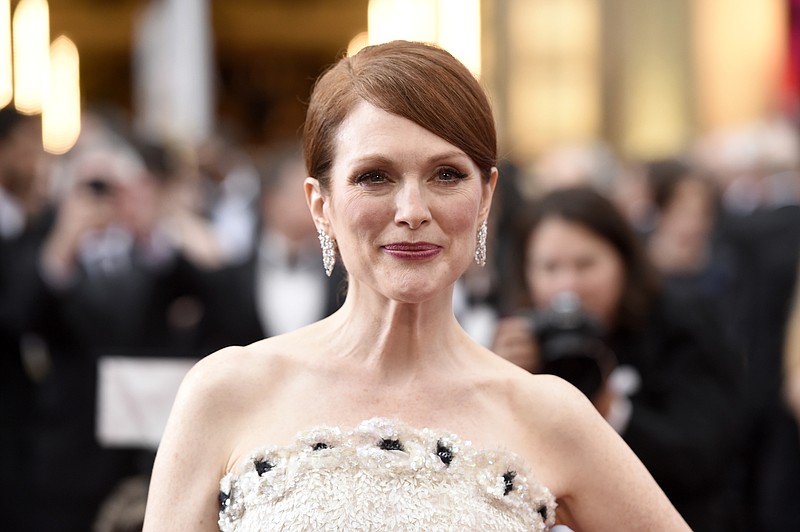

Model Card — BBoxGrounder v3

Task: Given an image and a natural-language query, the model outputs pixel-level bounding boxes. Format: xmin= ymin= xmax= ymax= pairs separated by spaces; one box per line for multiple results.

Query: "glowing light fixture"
xmin=13 ymin=0 xmax=49 ymax=115
xmin=0 ymin=0 xmax=11 ymax=108
xmin=347 ymin=31 xmax=369 ymax=57
xmin=438 ymin=0 xmax=480 ymax=76
xmin=42 ymin=35 xmax=80 ymax=154
xmin=367 ymin=0 xmax=481 ymax=77
xmin=368 ymin=0 xmax=437 ymax=44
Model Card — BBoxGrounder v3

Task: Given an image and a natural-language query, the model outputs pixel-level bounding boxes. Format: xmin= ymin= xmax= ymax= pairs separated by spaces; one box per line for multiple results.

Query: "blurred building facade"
xmin=36 ymin=0 xmax=795 ymax=165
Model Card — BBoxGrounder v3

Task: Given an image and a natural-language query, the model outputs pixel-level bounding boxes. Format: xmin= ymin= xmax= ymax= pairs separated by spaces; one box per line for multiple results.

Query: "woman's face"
xmin=307 ymin=100 xmax=496 ymax=303
xmin=660 ymin=178 xmax=715 ymax=245
xmin=526 ymin=217 xmax=625 ymax=325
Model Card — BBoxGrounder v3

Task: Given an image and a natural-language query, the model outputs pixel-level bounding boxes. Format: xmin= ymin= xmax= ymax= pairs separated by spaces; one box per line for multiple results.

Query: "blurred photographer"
xmin=521 ymin=291 xmax=617 ymax=402
xmin=29 ymin=126 xmax=212 ymax=531
xmin=492 ymin=186 xmax=743 ymax=531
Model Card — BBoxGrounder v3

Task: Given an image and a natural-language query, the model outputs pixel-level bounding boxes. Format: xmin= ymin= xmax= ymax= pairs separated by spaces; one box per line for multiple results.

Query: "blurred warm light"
xmin=347 ymin=31 xmax=369 ymax=57
xmin=367 ymin=0 xmax=481 ymax=77
xmin=0 ymin=0 xmax=11 ymax=108
xmin=693 ymin=0 xmax=786 ymax=130
xmin=368 ymin=0 xmax=437 ymax=44
xmin=42 ymin=35 xmax=80 ymax=154
xmin=438 ymin=0 xmax=480 ymax=76
xmin=13 ymin=0 xmax=49 ymax=115
xmin=507 ymin=0 xmax=599 ymax=158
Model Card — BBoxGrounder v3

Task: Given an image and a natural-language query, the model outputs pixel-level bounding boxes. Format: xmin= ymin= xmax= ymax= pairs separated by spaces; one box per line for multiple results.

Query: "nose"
xmin=394 ymin=180 xmax=431 ymax=229
xmin=552 ymin=268 xmax=580 ymax=296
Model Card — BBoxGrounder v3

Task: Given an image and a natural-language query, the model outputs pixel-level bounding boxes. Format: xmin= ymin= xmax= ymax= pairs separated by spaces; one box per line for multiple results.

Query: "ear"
xmin=305 ymin=177 xmax=332 ymax=236
xmin=478 ymin=166 xmax=499 ymax=223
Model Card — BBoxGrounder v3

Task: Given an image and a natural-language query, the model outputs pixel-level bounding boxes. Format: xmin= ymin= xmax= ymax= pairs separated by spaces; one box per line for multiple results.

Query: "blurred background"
xmin=18 ymin=0 xmax=798 ymax=163
xmin=1 ymin=0 xmax=799 ymax=531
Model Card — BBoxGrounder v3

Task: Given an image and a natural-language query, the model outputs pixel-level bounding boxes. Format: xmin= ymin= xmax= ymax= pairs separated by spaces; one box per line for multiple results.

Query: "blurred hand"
xmin=118 ymin=178 xmax=164 ymax=241
xmin=159 ymin=180 xmax=225 ymax=270
xmin=491 ymin=316 xmax=541 ymax=373
xmin=42 ymin=183 xmax=117 ymax=276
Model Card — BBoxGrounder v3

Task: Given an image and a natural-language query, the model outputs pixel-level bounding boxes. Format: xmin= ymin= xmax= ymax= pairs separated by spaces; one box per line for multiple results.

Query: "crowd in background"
xmin=1 ymin=104 xmax=799 ymax=531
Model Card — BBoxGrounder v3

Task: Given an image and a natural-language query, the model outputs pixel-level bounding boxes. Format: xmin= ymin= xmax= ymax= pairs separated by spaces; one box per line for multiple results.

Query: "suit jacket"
xmin=0 ymin=209 xmax=51 ymax=531
xmin=27 ymin=229 xmax=206 ymax=532
xmin=609 ymin=290 xmax=744 ymax=532
xmin=198 ymin=241 xmax=347 ymax=352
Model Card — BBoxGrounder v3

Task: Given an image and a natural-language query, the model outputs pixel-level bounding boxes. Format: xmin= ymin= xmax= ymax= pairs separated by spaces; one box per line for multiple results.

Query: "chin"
xmin=388 ymin=271 xmax=462 ymax=304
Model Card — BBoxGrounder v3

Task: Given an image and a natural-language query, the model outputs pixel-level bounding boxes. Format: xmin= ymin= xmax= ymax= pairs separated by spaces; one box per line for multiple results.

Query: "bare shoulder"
xmin=503 ymin=372 xmax=689 ymax=530
xmin=512 ymin=372 xmax=598 ymax=428
xmin=143 ymin=338 xmax=304 ymax=531
xmin=481 ymin=352 xmax=595 ymax=431
xmin=178 ymin=337 xmax=303 ymax=419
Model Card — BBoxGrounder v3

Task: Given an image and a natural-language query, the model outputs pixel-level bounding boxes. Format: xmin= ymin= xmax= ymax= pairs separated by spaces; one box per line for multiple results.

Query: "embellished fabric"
xmin=219 ymin=418 xmax=557 ymax=531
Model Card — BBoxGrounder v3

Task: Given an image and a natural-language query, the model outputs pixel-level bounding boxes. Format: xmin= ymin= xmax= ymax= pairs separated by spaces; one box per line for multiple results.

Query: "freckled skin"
xmin=311 ymin=100 xmax=492 ymax=306
xmin=144 ymin=97 xmax=689 ymax=532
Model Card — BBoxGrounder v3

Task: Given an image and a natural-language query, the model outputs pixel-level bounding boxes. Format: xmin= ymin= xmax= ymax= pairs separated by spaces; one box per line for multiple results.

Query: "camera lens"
xmin=530 ymin=292 xmax=613 ymax=399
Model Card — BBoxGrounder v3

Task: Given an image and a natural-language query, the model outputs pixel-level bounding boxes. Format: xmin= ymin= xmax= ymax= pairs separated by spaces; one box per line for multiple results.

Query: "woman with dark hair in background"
xmin=493 ymin=186 xmax=743 ymax=531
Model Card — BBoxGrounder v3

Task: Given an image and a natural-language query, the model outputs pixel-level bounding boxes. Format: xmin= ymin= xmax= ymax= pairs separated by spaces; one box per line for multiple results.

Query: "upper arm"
xmin=530 ymin=377 xmax=690 ymax=531
xmin=143 ymin=348 xmax=242 ymax=531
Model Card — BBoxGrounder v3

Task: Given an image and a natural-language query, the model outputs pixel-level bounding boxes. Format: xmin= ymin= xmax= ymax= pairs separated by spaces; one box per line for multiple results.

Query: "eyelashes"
xmin=354 ymin=170 xmax=389 ymax=185
xmin=436 ymin=167 xmax=468 ymax=181
xmin=354 ymin=166 xmax=469 ymax=187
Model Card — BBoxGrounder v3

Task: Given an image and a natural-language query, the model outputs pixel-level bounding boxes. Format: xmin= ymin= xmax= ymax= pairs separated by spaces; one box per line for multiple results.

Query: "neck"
xmin=321 ymin=281 xmax=472 ymax=384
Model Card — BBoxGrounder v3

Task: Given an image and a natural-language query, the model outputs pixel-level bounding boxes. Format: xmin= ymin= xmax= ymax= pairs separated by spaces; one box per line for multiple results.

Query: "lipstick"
xmin=382 ymin=242 xmax=442 ymax=260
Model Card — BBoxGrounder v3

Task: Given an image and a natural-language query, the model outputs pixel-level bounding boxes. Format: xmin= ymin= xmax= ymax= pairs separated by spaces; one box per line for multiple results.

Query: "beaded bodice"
xmin=218 ymin=418 xmax=557 ymax=531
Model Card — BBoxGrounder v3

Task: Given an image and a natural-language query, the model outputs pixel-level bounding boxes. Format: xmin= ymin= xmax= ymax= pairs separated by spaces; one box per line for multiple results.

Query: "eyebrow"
xmin=348 ymin=150 xmax=472 ymax=167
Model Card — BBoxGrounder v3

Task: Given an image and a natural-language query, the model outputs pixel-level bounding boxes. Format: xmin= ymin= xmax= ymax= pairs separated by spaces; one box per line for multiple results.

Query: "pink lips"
xmin=382 ymin=242 xmax=442 ymax=260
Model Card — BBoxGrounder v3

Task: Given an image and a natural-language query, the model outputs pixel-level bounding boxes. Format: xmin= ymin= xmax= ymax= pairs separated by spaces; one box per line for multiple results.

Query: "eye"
xmin=576 ymin=256 xmax=596 ymax=271
xmin=435 ymin=166 xmax=468 ymax=183
xmin=355 ymin=170 xmax=390 ymax=186
xmin=534 ymin=259 xmax=559 ymax=274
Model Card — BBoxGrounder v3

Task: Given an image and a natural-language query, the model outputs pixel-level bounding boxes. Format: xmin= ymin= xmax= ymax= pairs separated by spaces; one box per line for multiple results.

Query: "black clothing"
xmin=721 ymin=205 xmax=800 ymax=531
xmin=609 ymin=290 xmax=744 ymax=532
xmin=0 ymin=211 xmax=50 ymax=532
xmin=198 ymin=246 xmax=347 ymax=351
xmin=27 ymin=236 xmax=205 ymax=532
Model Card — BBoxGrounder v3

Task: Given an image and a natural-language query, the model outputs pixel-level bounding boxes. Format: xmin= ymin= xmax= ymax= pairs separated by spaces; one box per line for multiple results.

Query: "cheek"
xmin=345 ymin=202 xmax=386 ymax=233
xmin=584 ymin=263 xmax=625 ymax=322
xmin=329 ymin=195 xmax=388 ymax=251
xmin=442 ymin=205 xmax=478 ymax=234
xmin=527 ymin=268 xmax=557 ymax=308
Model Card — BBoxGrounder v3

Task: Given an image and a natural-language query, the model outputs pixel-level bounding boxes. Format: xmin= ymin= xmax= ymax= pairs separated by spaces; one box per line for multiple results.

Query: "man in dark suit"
xmin=28 ymin=134 xmax=207 ymax=532
xmin=0 ymin=107 xmax=50 ymax=532
xmin=199 ymin=143 xmax=346 ymax=351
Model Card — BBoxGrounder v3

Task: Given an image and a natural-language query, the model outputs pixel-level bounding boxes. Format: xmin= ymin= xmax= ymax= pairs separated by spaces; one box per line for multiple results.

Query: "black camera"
xmin=528 ymin=292 xmax=616 ymax=399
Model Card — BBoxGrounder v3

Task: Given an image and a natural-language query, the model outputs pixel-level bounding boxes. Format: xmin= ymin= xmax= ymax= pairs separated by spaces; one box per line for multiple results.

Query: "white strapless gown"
xmin=218 ymin=418 xmax=557 ymax=531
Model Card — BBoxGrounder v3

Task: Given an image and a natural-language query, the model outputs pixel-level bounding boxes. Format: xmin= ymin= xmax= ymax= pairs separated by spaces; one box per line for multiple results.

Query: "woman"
xmin=493 ymin=186 xmax=742 ymax=531
xmin=144 ymin=42 xmax=686 ymax=531
xmin=645 ymin=159 xmax=737 ymax=309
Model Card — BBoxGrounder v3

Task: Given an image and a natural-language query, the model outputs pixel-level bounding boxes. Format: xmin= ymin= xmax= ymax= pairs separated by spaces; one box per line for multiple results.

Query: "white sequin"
xmin=219 ymin=418 xmax=557 ymax=531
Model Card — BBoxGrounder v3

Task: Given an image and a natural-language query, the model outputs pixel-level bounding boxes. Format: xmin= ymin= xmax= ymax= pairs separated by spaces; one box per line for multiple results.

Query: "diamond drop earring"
xmin=318 ymin=229 xmax=336 ymax=277
xmin=474 ymin=220 xmax=488 ymax=267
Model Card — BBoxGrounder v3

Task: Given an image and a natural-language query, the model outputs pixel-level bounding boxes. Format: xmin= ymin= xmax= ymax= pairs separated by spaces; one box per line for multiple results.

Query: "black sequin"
xmin=436 ymin=440 xmax=453 ymax=466
xmin=254 ymin=459 xmax=274 ymax=476
xmin=537 ymin=505 xmax=548 ymax=521
xmin=502 ymin=470 xmax=516 ymax=496
xmin=379 ymin=438 xmax=404 ymax=451
xmin=312 ymin=442 xmax=329 ymax=450
xmin=219 ymin=490 xmax=230 ymax=510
